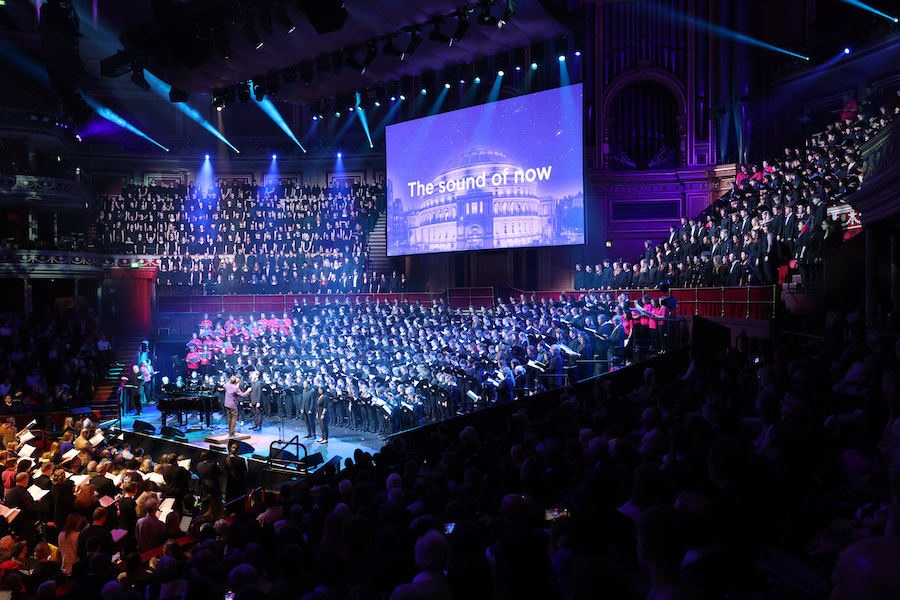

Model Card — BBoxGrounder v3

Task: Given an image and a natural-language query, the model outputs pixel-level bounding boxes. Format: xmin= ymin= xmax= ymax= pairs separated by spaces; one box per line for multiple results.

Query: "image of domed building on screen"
xmin=388 ymin=148 xmax=584 ymax=255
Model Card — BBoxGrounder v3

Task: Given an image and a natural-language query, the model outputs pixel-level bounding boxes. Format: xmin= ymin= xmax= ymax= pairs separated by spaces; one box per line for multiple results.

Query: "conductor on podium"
xmin=122 ymin=364 xmax=143 ymax=415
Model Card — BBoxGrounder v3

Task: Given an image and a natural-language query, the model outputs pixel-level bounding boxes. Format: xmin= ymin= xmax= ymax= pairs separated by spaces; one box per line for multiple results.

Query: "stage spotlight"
xmin=272 ymin=154 xmax=277 ymax=159
xmin=497 ymin=70 xmax=504 ymax=76
xmin=131 ymin=65 xmax=150 ymax=91
xmin=406 ymin=29 xmax=423 ymax=56
xmin=390 ymin=95 xmax=396 ymax=101
xmin=345 ymin=49 xmax=364 ymax=73
xmin=844 ymin=47 xmax=851 ymax=54
xmin=474 ymin=76 xmax=481 ymax=83
xmin=383 ymin=37 xmax=405 ymax=59
xmin=362 ymin=43 xmax=377 ymax=73
xmin=253 ymin=78 xmax=266 ymax=102
xmin=515 ymin=65 xmax=522 ymax=71
xmin=429 ymin=20 xmax=453 ymax=46
xmin=421 ymin=88 xmax=427 ymax=95
xmin=331 ymin=51 xmax=344 ymax=75
xmin=453 ymin=11 xmax=471 ymax=42
xmin=479 ymin=2 xmax=501 ymax=27
xmin=205 ymin=154 xmax=210 ymax=159
xmin=558 ymin=55 xmax=566 ymax=61
xmin=531 ymin=62 xmax=538 ymax=70
xmin=275 ymin=3 xmax=295 ymax=33
xmin=335 ymin=110 xmax=341 ymax=117
xmin=238 ymin=82 xmax=251 ymax=105
xmin=460 ymin=79 xmax=465 ymax=84
xmin=501 ymin=0 xmax=517 ymax=25
xmin=575 ymin=50 xmax=582 ymax=57
xmin=214 ymin=30 xmax=231 ymax=60
xmin=243 ymin=20 xmax=263 ymax=49
xmin=399 ymin=94 xmax=406 ymax=101
xmin=300 ymin=61 xmax=314 ymax=86
xmin=374 ymin=101 xmax=381 ymax=107
xmin=444 ymin=82 xmax=451 ymax=89
xmin=349 ymin=106 xmax=355 ymax=112
xmin=337 ymin=152 xmax=342 ymax=158
xmin=840 ymin=0 xmax=898 ymax=23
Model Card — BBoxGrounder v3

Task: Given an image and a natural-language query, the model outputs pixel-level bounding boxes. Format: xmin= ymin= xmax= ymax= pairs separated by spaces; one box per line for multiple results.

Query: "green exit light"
xmin=130 ymin=262 xmax=140 ymax=268
xmin=0 ymin=2 xmax=7 ymax=6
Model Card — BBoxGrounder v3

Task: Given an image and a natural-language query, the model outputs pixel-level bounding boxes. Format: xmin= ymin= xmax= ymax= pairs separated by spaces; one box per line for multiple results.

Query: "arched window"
xmin=609 ymin=81 xmax=680 ymax=169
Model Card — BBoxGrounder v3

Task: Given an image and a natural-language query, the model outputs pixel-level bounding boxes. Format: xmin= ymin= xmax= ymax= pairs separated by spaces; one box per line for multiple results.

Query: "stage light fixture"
xmin=844 ymin=47 xmax=851 ymax=54
xmin=300 ymin=61 xmax=314 ymax=85
xmin=205 ymin=154 xmax=210 ymax=159
xmin=312 ymin=115 xmax=318 ymax=121
xmin=335 ymin=110 xmax=341 ymax=117
xmin=214 ymin=30 xmax=231 ymax=59
xmin=272 ymin=154 xmax=277 ymax=159
xmin=252 ymin=78 xmax=266 ymax=102
xmin=453 ymin=11 xmax=471 ymax=42
xmin=238 ymin=82 xmax=251 ymax=105
xmin=460 ymin=79 xmax=466 ymax=84
xmin=429 ymin=20 xmax=453 ymax=46
xmin=390 ymin=95 xmax=396 ymax=101
xmin=275 ymin=3 xmax=295 ymax=33
xmin=559 ymin=55 xmax=566 ymax=61
xmin=374 ymin=101 xmax=381 ymax=107
xmin=337 ymin=152 xmax=342 ymax=158
xmin=515 ymin=65 xmax=522 ymax=71
xmin=383 ymin=37 xmax=405 ymax=59
xmin=243 ymin=20 xmax=263 ymax=49
xmin=212 ymin=90 xmax=226 ymax=111
xmin=345 ymin=49 xmax=364 ymax=72
xmin=399 ymin=93 xmax=406 ymax=101
xmin=478 ymin=2 xmax=501 ymax=27
xmin=331 ymin=51 xmax=344 ymax=75
xmin=349 ymin=106 xmax=355 ymax=112
xmin=421 ymin=88 xmax=427 ymax=95
xmin=500 ymin=0 xmax=517 ymax=26
xmin=497 ymin=70 xmax=504 ymax=76
xmin=473 ymin=76 xmax=480 ymax=83
xmin=131 ymin=63 xmax=150 ymax=91
xmin=362 ymin=42 xmax=377 ymax=72
xmin=444 ymin=82 xmax=451 ymax=89
xmin=531 ymin=62 xmax=538 ymax=70
xmin=575 ymin=50 xmax=582 ymax=57
xmin=406 ymin=29 xmax=423 ymax=56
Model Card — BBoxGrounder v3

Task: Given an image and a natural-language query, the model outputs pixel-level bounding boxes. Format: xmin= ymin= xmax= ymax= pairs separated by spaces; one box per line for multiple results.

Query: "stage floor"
xmin=117 ymin=402 xmax=385 ymax=465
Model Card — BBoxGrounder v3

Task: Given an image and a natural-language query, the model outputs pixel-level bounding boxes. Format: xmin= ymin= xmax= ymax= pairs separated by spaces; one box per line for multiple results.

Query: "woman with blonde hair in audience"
xmin=57 ymin=513 xmax=84 ymax=575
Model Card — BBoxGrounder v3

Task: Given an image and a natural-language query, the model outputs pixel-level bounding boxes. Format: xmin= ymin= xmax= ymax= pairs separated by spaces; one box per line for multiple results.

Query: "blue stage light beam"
xmin=642 ymin=1 xmax=810 ymax=61
xmin=428 ymin=86 xmax=450 ymax=116
xmin=81 ymin=94 xmax=169 ymax=151
xmin=143 ymin=70 xmax=240 ymax=153
xmin=253 ymin=92 xmax=307 ymax=152
xmin=352 ymin=92 xmax=374 ymax=149
xmin=0 ymin=38 xmax=51 ymax=86
xmin=198 ymin=155 xmax=215 ymax=193
xmin=840 ymin=0 xmax=898 ymax=22
xmin=266 ymin=154 xmax=279 ymax=187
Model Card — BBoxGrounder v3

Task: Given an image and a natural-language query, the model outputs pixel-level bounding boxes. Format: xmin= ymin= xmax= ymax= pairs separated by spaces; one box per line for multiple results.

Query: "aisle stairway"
xmin=367 ymin=213 xmax=393 ymax=278
xmin=90 ymin=335 xmax=145 ymax=422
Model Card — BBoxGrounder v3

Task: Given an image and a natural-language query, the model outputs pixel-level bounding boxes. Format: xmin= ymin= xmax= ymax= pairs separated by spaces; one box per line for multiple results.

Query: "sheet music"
xmin=69 ymin=474 xmax=89 ymax=487
xmin=26 ymin=485 xmax=49 ymax=501
xmin=62 ymin=449 xmax=79 ymax=461
xmin=178 ymin=459 xmax=191 ymax=470
xmin=17 ymin=430 xmax=35 ymax=444
xmin=89 ymin=432 xmax=105 ymax=446
xmin=99 ymin=496 xmax=116 ymax=508
xmin=17 ymin=444 xmax=35 ymax=458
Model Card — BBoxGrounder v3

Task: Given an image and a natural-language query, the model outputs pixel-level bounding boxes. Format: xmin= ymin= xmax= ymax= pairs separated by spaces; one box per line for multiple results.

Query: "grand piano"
xmin=158 ymin=384 xmax=218 ymax=428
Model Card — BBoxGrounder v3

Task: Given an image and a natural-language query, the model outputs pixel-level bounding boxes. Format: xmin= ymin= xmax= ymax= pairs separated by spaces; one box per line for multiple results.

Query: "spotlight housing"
xmin=843 ymin=47 xmax=851 ymax=54
xmin=478 ymin=2 xmax=501 ymax=27
xmin=383 ymin=37 xmax=405 ymax=60
xmin=406 ymin=29 xmax=423 ymax=56
xmin=272 ymin=154 xmax=277 ymax=159
xmin=530 ymin=62 xmax=538 ymax=70
xmin=429 ymin=20 xmax=453 ymax=46
xmin=497 ymin=70 xmax=504 ymax=76
xmin=444 ymin=82 xmax=451 ymax=89
xmin=558 ymin=55 xmax=566 ymax=61
xmin=453 ymin=11 xmax=471 ymax=42
xmin=205 ymin=154 xmax=210 ymax=159
xmin=337 ymin=152 xmax=342 ymax=158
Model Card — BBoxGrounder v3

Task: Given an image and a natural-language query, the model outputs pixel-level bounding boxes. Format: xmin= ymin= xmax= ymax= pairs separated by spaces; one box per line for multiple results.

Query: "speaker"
xmin=270 ymin=448 xmax=298 ymax=463
xmin=133 ymin=420 xmax=156 ymax=435
xmin=229 ymin=440 xmax=254 ymax=455
xmin=297 ymin=452 xmax=324 ymax=469
xmin=161 ymin=426 xmax=186 ymax=439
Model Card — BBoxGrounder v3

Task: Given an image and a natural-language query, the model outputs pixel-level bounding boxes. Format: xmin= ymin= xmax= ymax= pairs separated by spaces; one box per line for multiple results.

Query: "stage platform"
xmin=109 ymin=402 xmax=385 ymax=470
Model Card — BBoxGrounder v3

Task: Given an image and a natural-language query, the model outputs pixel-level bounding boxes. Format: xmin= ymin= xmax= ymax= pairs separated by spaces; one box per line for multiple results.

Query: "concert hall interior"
xmin=2 ymin=0 xmax=900 ymax=598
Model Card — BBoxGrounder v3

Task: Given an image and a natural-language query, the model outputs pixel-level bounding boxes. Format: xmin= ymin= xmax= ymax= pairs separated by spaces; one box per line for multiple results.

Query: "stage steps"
xmin=90 ymin=335 xmax=146 ymax=422
xmin=367 ymin=213 xmax=392 ymax=278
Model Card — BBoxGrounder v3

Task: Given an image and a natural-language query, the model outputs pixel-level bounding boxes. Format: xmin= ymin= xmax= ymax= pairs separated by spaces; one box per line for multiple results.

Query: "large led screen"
xmin=386 ymin=83 xmax=585 ymax=256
